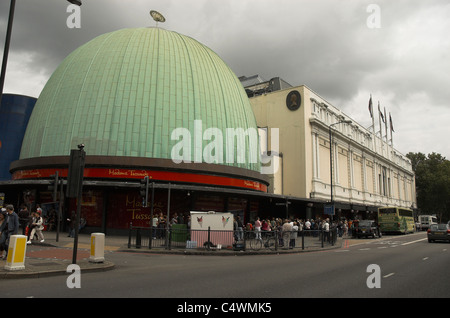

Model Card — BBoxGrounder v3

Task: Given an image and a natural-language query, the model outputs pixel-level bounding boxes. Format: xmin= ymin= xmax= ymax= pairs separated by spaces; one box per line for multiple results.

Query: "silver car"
xmin=427 ymin=224 xmax=450 ymax=243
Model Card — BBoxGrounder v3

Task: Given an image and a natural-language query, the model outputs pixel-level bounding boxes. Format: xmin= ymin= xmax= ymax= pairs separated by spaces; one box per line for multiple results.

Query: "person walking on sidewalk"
xmin=0 ymin=209 xmax=7 ymax=259
xmin=4 ymin=205 xmax=19 ymax=260
xmin=67 ymin=210 xmax=76 ymax=237
xmin=27 ymin=211 xmax=45 ymax=244
xmin=18 ymin=204 xmax=30 ymax=235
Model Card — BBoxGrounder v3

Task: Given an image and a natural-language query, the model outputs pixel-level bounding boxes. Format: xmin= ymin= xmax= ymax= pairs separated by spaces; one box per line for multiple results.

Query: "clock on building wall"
xmin=286 ymin=90 xmax=301 ymax=111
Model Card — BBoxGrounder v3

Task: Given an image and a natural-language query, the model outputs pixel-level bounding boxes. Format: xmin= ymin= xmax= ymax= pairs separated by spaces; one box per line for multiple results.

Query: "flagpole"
xmin=372 ymin=106 xmax=376 ymax=154
xmin=389 ymin=112 xmax=394 ymax=150
xmin=384 ymin=107 xmax=388 ymax=158
xmin=369 ymin=95 xmax=377 ymax=154
xmin=378 ymin=102 xmax=383 ymax=156
xmin=383 ymin=107 xmax=388 ymax=142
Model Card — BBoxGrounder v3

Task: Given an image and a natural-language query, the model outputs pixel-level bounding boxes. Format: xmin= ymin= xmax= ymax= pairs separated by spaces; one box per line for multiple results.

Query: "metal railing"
xmin=128 ymin=223 xmax=340 ymax=252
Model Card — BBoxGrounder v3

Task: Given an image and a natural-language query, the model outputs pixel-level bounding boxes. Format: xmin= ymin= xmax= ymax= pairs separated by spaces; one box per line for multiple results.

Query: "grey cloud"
xmin=1 ymin=0 xmax=449 ymax=157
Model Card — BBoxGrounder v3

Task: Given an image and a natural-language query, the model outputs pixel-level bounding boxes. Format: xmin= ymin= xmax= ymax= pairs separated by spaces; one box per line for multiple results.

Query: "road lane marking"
xmin=383 ymin=273 xmax=395 ymax=278
xmin=422 ymin=257 xmax=429 ymax=261
xmin=401 ymin=238 xmax=428 ymax=246
xmin=359 ymin=248 xmax=371 ymax=251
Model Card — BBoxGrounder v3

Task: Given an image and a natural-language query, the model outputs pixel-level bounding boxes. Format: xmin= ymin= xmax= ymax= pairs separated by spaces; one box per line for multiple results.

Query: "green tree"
xmin=407 ymin=152 xmax=450 ymax=222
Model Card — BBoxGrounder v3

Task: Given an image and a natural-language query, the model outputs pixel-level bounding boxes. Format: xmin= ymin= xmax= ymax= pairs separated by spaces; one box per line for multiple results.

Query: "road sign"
xmin=324 ymin=204 xmax=335 ymax=215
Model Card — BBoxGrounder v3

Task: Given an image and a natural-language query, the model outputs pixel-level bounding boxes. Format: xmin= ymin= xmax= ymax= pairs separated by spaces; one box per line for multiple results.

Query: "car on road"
xmin=427 ymin=223 xmax=450 ymax=243
xmin=354 ymin=220 xmax=382 ymax=238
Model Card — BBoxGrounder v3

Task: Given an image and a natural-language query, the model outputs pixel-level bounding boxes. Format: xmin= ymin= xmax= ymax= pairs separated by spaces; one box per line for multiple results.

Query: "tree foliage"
xmin=407 ymin=152 xmax=450 ymax=222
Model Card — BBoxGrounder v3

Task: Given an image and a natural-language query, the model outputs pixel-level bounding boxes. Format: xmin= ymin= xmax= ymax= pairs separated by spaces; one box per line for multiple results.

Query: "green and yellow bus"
xmin=378 ymin=207 xmax=415 ymax=234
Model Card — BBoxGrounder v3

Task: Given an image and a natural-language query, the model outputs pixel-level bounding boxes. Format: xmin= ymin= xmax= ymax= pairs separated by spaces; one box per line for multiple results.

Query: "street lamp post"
xmin=328 ymin=120 xmax=352 ymax=218
xmin=0 ymin=0 xmax=82 ymax=109
xmin=0 ymin=0 xmax=16 ymax=109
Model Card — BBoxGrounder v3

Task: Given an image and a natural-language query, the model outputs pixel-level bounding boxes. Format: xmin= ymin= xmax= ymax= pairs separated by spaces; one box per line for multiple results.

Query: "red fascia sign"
xmin=12 ymin=167 xmax=267 ymax=192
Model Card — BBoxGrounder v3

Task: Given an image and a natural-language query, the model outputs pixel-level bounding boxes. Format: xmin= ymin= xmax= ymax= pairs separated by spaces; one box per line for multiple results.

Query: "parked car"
xmin=427 ymin=223 xmax=450 ymax=243
xmin=354 ymin=220 xmax=381 ymax=238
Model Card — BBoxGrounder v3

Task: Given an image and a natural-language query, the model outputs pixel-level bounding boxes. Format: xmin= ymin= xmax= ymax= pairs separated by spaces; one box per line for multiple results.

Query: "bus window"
xmin=399 ymin=209 xmax=413 ymax=217
xmin=378 ymin=208 xmax=396 ymax=214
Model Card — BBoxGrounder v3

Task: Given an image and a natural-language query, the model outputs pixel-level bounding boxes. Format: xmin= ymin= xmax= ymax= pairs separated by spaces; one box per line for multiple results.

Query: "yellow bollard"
xmin=5 ymin=235 xmax=27 ymax=271
xmin=89 ymin=233 xmax=105 ymax=263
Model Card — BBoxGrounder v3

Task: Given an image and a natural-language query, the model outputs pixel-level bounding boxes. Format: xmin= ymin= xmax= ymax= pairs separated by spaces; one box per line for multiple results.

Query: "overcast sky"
xmin=1 ymin=0 xmax=449 ymax=158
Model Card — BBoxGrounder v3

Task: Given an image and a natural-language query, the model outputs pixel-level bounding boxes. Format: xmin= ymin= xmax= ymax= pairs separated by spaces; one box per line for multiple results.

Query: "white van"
xmin=419 ymin=215 xmax=438 ymax=230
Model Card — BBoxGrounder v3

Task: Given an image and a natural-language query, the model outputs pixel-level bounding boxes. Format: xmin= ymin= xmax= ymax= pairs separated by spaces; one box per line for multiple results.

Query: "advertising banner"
xmin=190 ymin=211 xmax=234 ymax=247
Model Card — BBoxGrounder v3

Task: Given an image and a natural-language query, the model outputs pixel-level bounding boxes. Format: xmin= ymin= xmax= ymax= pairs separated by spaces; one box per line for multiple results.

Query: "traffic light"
xmin=66 ymin=147 xmax=86 ymax=198
xmin=48 ymin=171 xmax=59 ymax=202
xmin=140 ymin=176 xmax=149 ymax=207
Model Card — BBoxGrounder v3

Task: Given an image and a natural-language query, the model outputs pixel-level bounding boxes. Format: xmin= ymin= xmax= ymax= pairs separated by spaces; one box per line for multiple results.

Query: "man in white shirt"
xmin=282 ymin=219 xmax=293 ymax=249
xmin=323 ymin=218 xmax=330 ymax=243
xmin=305 ymin=219 xmax=311 ymax=230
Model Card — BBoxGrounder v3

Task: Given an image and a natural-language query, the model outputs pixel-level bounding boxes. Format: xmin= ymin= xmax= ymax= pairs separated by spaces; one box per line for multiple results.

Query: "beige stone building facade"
xmin=245 ymin=77 xmax=416 ymax=218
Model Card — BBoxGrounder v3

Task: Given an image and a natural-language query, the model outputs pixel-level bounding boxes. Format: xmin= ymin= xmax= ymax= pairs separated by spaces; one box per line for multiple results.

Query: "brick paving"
xmin=0 ymin=232 xmax=118 ymax=278
xmin=26 ymin=246 xmax=90 ymax=261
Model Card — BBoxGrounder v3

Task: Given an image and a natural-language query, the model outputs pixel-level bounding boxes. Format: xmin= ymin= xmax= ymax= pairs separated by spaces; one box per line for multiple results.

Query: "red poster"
xmin=68 ymin=190 xmax=103 ymax=227
xmin=106 ymin=190 xmax=190 ymax=229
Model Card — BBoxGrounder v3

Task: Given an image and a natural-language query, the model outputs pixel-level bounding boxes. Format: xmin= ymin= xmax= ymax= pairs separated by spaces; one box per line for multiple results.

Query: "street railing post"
xmin=321 ymin=229 xmax=324 ymax=248
xmin=128 ymin=222 xmax=132 ymax=248
xmin=302 ymin=229 xmax=305 ymax=250
xmin=136 ymin=228 xmax=141 ymax=248
xmin=275 ymin=230 xmax=279 ymax=251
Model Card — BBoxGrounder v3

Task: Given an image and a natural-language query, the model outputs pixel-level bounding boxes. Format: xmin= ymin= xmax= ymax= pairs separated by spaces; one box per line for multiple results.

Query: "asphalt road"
xmin=2 ymin=232 xmax=449 ymax=301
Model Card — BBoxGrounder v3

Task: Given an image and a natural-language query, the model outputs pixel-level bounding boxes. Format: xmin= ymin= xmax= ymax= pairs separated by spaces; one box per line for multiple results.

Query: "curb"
xmin=119 ymin=241 xmax=343 ymax=256
xmin=0 ymin=259 xmax=115 ymax=279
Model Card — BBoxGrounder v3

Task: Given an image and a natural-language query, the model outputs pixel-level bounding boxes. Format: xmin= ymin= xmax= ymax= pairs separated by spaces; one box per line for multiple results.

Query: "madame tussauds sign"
xmin=170 ymin=120 xmax=279 ymax=175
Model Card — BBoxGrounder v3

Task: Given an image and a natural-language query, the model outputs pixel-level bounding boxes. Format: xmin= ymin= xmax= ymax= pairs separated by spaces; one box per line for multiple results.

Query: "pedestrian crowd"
xmin=146 ymin=212 xmax=192 ymax=239
xmin=233 ymin=217 xmax=361 ymax=249
xmin=0 ymin=203 xmax=49 ymax=260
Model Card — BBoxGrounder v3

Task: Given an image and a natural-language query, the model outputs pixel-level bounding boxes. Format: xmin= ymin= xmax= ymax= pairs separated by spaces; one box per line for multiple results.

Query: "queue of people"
xmin=150 ymin=212 xmax=190 ymax=239
xmin=234 ymin=216 xmax=357 ymax=249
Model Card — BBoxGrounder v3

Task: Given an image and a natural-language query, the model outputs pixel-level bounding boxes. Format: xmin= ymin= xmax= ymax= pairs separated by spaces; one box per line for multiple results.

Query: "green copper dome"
xmin=20 ymin=28 xmax=260 ymax=172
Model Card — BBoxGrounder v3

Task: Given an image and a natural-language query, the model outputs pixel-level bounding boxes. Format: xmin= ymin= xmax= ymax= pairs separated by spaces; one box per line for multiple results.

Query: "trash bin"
xmin=171 ymin=224 xmax=187 ymax=242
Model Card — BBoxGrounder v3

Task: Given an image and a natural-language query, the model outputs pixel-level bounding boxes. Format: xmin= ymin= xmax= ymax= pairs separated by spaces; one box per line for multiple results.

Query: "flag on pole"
xmin=368 ymin=95 xmax=373 ymax=118
xmin=378 ymin=101 xmax=383 ymax=140
xmin=389 ymin=113 xmax=394 ymax=132
xmin=369 ymin=95 xmax=377 ymax=153
xmin=389 ymin=112 xmax=394 ymax=149
xmin=379 ymin=103 xmax=385 ymax=123
xmin=384 ymin=107 xmax=388 ymax=141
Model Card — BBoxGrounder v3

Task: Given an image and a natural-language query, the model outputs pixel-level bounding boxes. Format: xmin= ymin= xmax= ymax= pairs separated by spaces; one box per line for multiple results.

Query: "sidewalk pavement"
xmin=0 ymin=230 xmax=121 ymax=279
xmin=0 ymin=230 xmax=346 ymax=279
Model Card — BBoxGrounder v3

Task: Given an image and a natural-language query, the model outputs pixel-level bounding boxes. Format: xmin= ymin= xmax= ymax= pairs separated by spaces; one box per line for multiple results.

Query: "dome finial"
xmin=150 ymin=10 xmax=166 ymax=28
